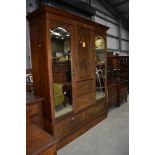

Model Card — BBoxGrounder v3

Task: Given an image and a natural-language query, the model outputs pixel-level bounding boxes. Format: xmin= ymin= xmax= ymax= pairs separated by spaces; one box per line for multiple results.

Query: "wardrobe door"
xmin=95 ymin=34 xmax=107 ymax=101
xmin=75 ymin=27 xmax=94 ymax=81
xmin=74 ymin=26 xmax=96 ymax=113
xmin=49 ymin=21 xmax=75 ymax=118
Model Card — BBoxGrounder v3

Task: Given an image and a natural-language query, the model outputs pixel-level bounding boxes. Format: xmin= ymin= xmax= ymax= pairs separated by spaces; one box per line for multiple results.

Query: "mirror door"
xmin=50 ymin=25 xmax=73 ymax=118
xmin=95 ymin=35 xmax=106 ymax=100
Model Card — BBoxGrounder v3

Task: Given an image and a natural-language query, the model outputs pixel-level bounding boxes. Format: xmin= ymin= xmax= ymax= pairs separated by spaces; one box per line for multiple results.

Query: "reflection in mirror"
xmin=50 ymin=27 xmax=73 ymax=118
xmin=95 ymin=36 xmax=105 ymax=100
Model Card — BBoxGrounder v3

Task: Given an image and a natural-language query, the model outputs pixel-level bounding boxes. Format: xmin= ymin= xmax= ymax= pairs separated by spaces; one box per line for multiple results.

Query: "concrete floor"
xmin=58 ymin=100 xmax=129 ymax=155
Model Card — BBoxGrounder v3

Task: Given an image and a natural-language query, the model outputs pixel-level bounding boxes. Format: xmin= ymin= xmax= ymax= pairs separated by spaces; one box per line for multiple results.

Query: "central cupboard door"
xmin=74 ymin=26 xmax=96 ymax=113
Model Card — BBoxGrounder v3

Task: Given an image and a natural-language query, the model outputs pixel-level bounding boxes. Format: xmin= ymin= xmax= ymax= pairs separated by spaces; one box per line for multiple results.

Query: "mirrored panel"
xmin=50 ymin=27 xmax=73 ymax=118
xmin=95 ymin=36 xmax=106 ymax=100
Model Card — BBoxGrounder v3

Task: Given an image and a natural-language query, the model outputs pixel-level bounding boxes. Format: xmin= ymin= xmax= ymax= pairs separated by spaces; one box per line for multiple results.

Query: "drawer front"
xmin=55 ymin=101 xmax=106 ymax=137
xmin=75 ymin=92 xmax=95 ymax=112
xmin=28 ymin=104 xmax=39 ymax=116
xmin=86 ymin=102 xmax=105 ymax=119
xmin=55 ymin=112 xmax=86 ymax=137
xmin=76 ymin=80 xmax=94 ymax=96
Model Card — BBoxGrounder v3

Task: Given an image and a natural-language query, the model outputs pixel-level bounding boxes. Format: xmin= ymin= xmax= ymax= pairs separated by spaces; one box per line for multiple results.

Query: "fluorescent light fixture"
xmin=50 ymin=30 xmax=62 ymax=36
xmin=58 ymin=27 xmax=67 ymax=32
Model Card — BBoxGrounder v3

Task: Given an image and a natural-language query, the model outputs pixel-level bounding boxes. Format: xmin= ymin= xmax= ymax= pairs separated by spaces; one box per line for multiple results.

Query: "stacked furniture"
xmin=27 ymin=5 xmax=109 ymax=149
xmin=26 ymin=94 xmax=58 ymax=155
xmin=107 ymin=52 xmax=129 ymax=109
xmin=118 ymin=56 xmax=129 ymax=106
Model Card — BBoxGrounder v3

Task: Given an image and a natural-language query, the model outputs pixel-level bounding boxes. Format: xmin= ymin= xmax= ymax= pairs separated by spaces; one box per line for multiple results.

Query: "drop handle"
xmin=72 ymin=117 xmax=75 ymax=120
xmin=38 ymin=43 xmax=42 ymax=47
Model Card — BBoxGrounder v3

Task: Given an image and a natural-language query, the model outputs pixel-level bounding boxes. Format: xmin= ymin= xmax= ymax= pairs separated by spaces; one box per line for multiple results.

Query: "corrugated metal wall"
xmin=91 ymin=0 xmax=129 ymax=56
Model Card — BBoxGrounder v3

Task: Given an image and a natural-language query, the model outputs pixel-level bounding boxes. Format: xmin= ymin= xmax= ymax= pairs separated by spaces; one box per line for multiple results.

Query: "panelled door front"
xmin=74 ymin=26 xmax=96 ymax=112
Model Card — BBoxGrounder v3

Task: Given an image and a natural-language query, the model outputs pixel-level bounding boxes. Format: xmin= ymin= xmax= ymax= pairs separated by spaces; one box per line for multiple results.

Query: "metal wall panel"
xmin=91 ymin=0 xmax=114 ymax=17
xmin=121 ymin=52 xmax=129 ymax=56
xmin=121 ymin=40 xmax=129 ymax=51
xmin=96 ymin=11 xmax=118 ymax=24
xmin=94 ymin=16 xmax=106 ymax=25
xmin=121 ymin=28 xmax=129 ymax=40
xmin=94 ymin=16 xmax=119 ymax=37
xmin=106 ymin=22 xmax=119 ymax=37
xmin=107 ymin=37 xmax=119 ymax=49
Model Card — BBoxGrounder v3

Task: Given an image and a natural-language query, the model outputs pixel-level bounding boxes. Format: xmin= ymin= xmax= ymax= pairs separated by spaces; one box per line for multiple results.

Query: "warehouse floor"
xmin=58 ymin=99 xmax=129 ymax=155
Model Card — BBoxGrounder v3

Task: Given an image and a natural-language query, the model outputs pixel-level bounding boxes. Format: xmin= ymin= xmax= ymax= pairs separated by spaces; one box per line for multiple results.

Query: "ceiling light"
xmin=58 ymin=27 xmax=67 ymax=32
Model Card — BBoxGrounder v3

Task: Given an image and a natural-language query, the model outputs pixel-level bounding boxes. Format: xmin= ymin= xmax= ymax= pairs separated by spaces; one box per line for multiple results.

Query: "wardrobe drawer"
xmin=86 ymin=103 xmax=105 ymax=119
xmin=55 ymin=117 xmax=78 ymax=137
xmin=77 ymin=80 xmax=94 ymax=96
xmin=55 ymin=112 xmax=86 ymax=137
xmin=75 ymin=92 xmax=95 ymax=112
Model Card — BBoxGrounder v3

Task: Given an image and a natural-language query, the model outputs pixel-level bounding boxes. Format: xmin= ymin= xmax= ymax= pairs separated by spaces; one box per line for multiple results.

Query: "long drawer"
xmin=55 ymin=112 xmax=86 ymax=137
xmin=55 ymin=99 xmax=107 ymax=137
xmin=76 ymin=79 xmax=94 ymax=96
xmin=86 ymin=102 xmax=105 ymax=119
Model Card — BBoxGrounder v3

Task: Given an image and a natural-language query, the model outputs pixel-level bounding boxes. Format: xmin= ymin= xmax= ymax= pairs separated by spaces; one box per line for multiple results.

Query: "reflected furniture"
xmin=27 ymin=5 xmax=109 ymax=149
xmin=53 ymin=83 xmax=64 ymax=107
xmin=26 ymin=69 xmax=35 ymax=94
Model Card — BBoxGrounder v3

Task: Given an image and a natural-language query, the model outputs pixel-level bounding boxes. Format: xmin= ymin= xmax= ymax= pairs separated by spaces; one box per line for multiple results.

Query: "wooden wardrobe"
xmin=107 ymin=53 xmax=129 ymax=108
xmin=27 ymin=5 xmax=109 ymax=149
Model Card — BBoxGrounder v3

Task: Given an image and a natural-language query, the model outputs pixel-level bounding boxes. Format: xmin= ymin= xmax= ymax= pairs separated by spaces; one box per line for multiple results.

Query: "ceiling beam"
xmin=120 ymin=11 xmax=129 ymax=16
xmin=98 ymin=0 xmax=128 ymax=30
xmin=113 ymin=0 xmax=129 ymax=7
xmin=98 ymin=0 xmax=119 ymax=18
